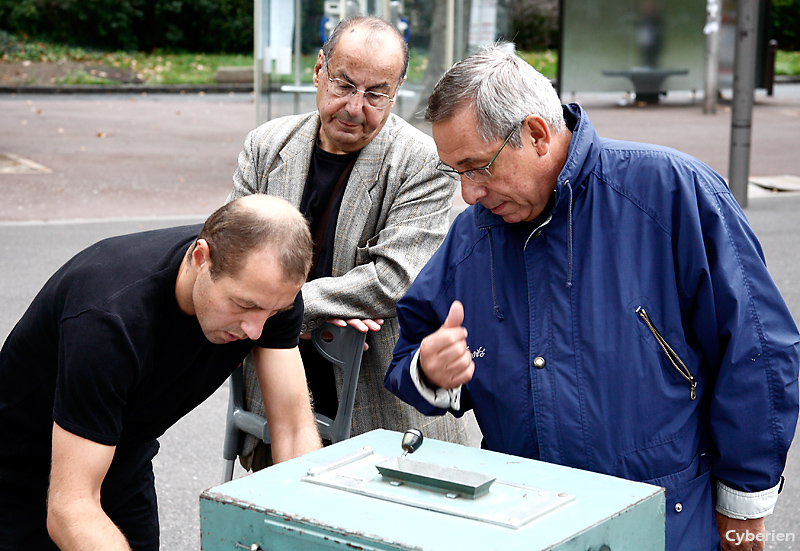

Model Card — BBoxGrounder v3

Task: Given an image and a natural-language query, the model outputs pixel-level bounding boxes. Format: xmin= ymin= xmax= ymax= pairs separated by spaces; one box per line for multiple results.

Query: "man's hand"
xmin=716 ymin=512 xmax=766 ymax=550
xmin=300 ymin=318 xmax=384 ymax=351
xmin=331 ymin=317 xmax=384 ymax=334
xmin=418 ymin=301 xmax=474 ymax=389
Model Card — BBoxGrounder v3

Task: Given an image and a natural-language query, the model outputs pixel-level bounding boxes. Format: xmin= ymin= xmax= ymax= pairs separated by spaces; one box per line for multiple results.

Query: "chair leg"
xmin=222 ymin=458 xmax=235 ymax=484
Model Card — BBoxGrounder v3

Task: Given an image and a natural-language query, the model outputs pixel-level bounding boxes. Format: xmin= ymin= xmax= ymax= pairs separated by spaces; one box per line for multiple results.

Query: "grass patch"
xmin=130 ymin=51 xmax=253 ymax=84
xmin=776 ymin=50 xmax=800 ymax=76
xmin=518 ymin=50 xmax=559 ymax=80
xmin=56 ymin=70 xmax=115 ymax=85
xmin=1 ymin=31 xmax=796 ymax=85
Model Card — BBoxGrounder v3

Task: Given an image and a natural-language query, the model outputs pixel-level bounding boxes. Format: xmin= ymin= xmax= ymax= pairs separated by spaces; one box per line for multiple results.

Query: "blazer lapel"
xmin=266 ymin=113 xmax=319 ymax=207
xmin=332 ymin=117 xmax=395 ymax=275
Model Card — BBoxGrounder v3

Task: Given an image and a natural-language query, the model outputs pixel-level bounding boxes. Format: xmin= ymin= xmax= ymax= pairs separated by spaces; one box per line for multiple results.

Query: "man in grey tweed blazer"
xmin=226 ymin=15 xmax=470 ymax=468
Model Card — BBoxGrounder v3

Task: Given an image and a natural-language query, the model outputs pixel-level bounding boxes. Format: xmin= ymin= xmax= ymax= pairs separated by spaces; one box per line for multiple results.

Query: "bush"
xmin=510 ymin=0 xmax=559 ymax=51
xmin=0 ymin=0 xmax=254 ymax=53
xmin=772 ymin=0 xmax=800 ymax=50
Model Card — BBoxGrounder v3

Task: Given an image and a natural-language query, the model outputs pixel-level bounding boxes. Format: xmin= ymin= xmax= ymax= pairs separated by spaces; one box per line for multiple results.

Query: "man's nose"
xmin=240 ymin=312 xmax=268 ymax=340
xmin=460 ymin=179 xmax=488 ymax=205
xmin=344 ymin=91 xmax=366 ymax=115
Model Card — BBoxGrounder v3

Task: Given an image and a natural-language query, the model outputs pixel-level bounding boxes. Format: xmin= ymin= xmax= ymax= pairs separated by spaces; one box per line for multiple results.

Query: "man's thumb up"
xmin=443 ymin=300 xmax=465 ymax=329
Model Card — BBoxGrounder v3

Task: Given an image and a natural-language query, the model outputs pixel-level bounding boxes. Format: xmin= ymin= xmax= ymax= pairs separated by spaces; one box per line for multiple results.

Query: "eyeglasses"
xmin=325 ymin=70 xmax=397 ymax=110
xmin=437 ymin=121 xmax=524 ymax=183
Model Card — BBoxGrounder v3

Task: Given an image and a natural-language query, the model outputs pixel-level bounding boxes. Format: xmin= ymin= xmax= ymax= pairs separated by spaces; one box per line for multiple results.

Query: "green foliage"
xmin=510 ymin=0 xmax=559 ymax=51
xmin=300 ymin=0 xmax=325 ymax=54
xmin=772 ymin=0 xmax=800 ymax=50
xmin=56 ymin=70 xmax=115 ymax=85
xmin=0 ymin=0 xmax=254 ymax=53
xmin=0 ymin=29 xmax=109 ymax=62
xmin=517 ymin=50 xmax=558 ymax=80
xmin=775 ymin=50 xmax=800 ymax=75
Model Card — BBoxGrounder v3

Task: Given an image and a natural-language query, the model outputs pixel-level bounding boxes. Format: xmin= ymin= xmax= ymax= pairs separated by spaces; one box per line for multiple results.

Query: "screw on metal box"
xmin=400 ymin=428 xmax=423 ymax=457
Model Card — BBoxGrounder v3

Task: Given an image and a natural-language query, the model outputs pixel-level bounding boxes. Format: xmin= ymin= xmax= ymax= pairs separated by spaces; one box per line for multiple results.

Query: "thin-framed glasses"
xmin=325 ymin=71 xmax=396 ymax=110
xmin=437 ymin=120 xmax=524 ymax=183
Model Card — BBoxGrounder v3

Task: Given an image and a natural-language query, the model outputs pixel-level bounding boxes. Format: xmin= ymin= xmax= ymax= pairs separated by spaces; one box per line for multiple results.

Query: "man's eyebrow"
xmin=335 ymin=69 xmax=391 ymax=91
xmin=451 ymin=155 xmax=485 ymax=169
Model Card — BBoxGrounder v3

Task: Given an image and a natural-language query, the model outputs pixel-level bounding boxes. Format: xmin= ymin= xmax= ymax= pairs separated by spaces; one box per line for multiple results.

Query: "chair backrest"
xmin=221 ymin=322 xmax=366 ymax=482
xmin=310 ymin=323 xmax=367 ymax=444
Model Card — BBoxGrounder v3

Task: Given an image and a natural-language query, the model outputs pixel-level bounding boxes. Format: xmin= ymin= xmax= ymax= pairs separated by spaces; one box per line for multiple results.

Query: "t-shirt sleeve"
xmin=52 ymin=310 xmax=140 ymax=446
xmin=253 ymin=291 xmax=304 ymax=349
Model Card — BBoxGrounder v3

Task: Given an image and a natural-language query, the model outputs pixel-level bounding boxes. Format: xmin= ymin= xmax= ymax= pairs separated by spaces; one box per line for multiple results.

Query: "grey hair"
xmin=425 ymin=42 xmax=566 ymax=148
xmin=321 ymin=14 xmax=409 ymax=87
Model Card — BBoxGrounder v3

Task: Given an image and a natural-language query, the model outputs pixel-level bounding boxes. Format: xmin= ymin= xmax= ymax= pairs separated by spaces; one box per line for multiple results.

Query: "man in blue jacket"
xmin=384 ymin=44 xmax=799 ymax=550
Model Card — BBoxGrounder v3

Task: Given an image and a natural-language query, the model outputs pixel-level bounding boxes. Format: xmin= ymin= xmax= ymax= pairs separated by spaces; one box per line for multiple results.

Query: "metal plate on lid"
xmin=303 ymin=447 xmax=575 ymax=529
xmin=375 ymin=456 xmax=495 ymax=498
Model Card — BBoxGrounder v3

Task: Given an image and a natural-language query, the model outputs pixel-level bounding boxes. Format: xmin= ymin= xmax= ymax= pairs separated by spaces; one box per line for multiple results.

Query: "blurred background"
xmin=1 ymin=0 xmax=798 ymax=111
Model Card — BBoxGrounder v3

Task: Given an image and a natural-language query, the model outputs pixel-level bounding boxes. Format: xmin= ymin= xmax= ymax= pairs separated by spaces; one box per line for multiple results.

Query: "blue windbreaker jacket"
xmin=385 ymin=104 xmax=799 ymax=550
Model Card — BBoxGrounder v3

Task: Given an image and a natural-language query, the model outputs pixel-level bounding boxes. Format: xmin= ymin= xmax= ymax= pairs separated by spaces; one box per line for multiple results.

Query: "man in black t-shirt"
xmin=0 ymin=195 xmax=321 ymax=551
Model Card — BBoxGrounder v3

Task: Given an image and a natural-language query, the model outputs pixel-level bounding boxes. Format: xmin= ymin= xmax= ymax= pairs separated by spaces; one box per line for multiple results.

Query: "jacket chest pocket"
xmin=636 ymin=306 xmax=697 ymax=401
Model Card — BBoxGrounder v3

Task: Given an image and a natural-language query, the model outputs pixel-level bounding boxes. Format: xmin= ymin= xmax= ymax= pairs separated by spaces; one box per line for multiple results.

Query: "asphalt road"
xmin=1 ymin=85 xmax=800 ymax=549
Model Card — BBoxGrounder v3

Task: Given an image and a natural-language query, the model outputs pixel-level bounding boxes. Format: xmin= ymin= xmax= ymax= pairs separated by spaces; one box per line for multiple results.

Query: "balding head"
xmin=322 ymin=15 xmax=409 ymax=85
xmin=196 ymin=195 xmax=312 ymax=285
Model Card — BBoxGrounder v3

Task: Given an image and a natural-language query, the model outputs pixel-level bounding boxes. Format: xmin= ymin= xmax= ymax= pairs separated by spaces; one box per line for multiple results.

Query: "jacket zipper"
xmin=636 ymin=306 xmax=697 ymax=400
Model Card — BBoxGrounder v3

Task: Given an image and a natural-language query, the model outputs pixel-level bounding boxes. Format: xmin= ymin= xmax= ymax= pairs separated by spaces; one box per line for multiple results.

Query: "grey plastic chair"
xmin=221 ymin=322 xmax=367 ymax=482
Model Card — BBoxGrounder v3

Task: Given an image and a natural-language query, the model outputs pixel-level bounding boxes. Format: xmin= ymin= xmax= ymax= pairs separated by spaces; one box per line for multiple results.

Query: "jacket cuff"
xmin=715 ymin=479 xmax=782 ymax=520
xmin=410 ymin=349 xmax=461 ymax=411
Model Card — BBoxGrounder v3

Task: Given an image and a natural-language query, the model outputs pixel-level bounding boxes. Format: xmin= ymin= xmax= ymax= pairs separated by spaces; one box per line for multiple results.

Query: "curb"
xmin=0 ymin=83 xmax=255 ymax=95
xmin=1 ymin=77 xmax=798 ymax=96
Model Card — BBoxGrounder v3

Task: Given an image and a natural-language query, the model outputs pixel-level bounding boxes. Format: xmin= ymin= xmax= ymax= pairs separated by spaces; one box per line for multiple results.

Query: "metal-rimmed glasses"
xmin=324 ymin=69 xmax=397 ymax=110
xmin=437 ymin=120 xmax=524 ymax=183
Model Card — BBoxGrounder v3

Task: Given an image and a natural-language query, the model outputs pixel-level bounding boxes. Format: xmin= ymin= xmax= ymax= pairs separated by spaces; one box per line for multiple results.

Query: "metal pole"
xmin=703 ymin=0 xmax=721 ymax=114
xmin=294 ymin=0 xmax=301 ymax=114
xmin=254 ymin=0 xmax=263 ymax=126
xmin=445 ymin=0 xmax=455 ymax=69
xmin=728 ymin=0 xmax=759 ymax=207
xmin=454 ymin=0 xmax=464 ymax=62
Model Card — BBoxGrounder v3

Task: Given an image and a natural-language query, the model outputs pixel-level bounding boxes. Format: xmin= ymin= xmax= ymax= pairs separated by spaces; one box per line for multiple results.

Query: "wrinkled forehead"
xmin=329 ymin=27 xmax=404 ymax=79
xmin=431 ymin=108 xmax=490 ymax=162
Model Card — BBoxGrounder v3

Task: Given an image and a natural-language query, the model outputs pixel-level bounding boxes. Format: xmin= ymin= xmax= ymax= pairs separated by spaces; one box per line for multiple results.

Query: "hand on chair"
xmin=300 ymin=318 xmax=383 ymax=352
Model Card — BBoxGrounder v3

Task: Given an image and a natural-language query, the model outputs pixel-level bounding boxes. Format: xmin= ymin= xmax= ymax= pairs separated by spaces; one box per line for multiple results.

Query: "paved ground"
xmin=1 ymin=84 xmax=800 ymax=548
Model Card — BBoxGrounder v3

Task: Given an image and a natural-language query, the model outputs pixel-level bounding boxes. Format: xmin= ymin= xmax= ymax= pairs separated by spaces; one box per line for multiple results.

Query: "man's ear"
xmin=524 ymin=115 xmax=552 ymax=156
xmin=312 ymin=50 xmax=325 ymax=88
xmin=191 ymin=239 xmax=212 ymax=270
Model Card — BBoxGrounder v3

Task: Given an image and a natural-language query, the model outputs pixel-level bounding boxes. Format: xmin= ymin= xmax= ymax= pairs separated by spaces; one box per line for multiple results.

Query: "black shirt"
xmin=300 ymin=142 xmax=359 ymax=280
xmin=0 ymin=225 xmax=303 ymax=486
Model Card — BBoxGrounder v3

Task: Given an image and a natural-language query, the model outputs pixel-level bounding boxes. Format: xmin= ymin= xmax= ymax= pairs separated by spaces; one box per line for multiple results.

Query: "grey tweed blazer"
xmin=227 ymin=111 xmax=471 ymax=452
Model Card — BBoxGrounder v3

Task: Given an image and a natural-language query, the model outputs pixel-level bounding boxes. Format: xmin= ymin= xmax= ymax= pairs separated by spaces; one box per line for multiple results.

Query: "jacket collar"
xmin=555 ymin=104 xmax=601 ymax=205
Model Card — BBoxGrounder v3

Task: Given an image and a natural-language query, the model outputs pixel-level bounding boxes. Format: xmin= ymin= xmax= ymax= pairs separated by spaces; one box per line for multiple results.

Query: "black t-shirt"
xmin=300 ymin=142 xmax=359 ymax=280
xmin=0 ymin=225 xmax=303 ymax=486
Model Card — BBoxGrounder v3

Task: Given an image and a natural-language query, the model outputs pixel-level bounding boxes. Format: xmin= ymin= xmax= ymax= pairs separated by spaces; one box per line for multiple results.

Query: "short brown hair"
xmin=196 ymin=195 xmax=312 ymax=284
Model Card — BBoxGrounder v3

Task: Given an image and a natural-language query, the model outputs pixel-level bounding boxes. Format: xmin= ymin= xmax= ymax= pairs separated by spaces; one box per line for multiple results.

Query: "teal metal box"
xmin=201 ymin=429 xmax=665 ymax=550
